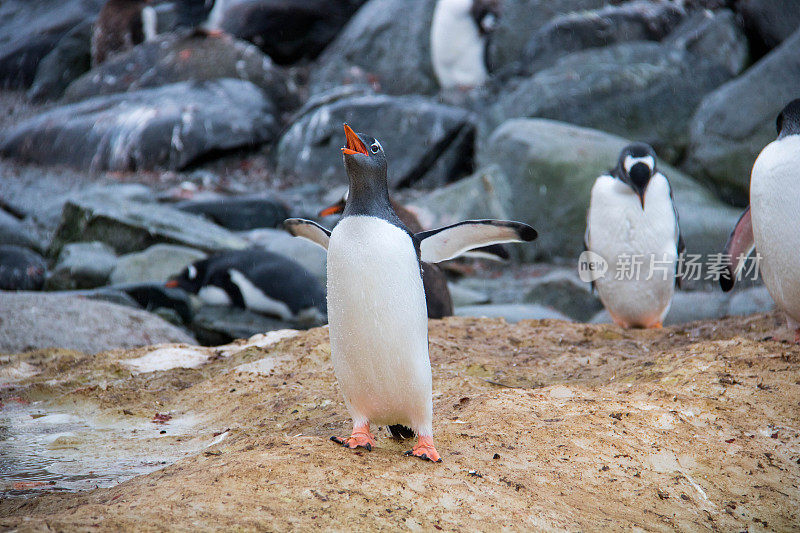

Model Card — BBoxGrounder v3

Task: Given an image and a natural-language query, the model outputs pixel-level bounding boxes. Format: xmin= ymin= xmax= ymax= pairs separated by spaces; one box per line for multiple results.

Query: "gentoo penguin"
xmin=91 ymin=0 xmax=157 ymax=67
xmin=319 ymin=195 xmax=454 ymax=319
xmin=585 ymin=142 xmax=684 ymax=329
xmin=720 ymin=99 xmax=800 ymax=341
xmin=166 ymin=248 xmax=326 ymax=323
xmin=430 ymin=0 xmax=500 ymax=89
xmin=285 ymin=124 xmax=536 ymax=462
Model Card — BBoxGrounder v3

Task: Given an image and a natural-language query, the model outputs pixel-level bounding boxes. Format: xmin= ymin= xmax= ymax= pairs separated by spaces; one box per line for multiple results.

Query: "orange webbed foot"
xmin=649 ymin=321 xmax=663 ymax=329
xmin=331 ymin=425 xmax=376 ymax=451
xmin=794 ymin=328 xmax=800 ymax=344
xmin=404 ymin=435 xmax=442 ymax=463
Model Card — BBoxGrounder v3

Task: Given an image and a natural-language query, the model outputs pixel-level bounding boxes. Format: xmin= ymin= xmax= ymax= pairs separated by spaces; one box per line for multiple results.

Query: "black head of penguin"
xmin=340 ymin=123 xmax=399 ymax=222
xmin=776 ymin=98 xmax=800 ymax=140
xmin=615 ymin=142 xmax=657 ymax=209
xmin=167 ymin=258 xmax=212 ymax=294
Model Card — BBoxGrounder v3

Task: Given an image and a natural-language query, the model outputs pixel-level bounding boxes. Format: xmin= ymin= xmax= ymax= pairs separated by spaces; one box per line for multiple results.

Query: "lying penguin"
xmin=585 ymin=142 xmax=684 ymax=329
xmin=285 ymin=124 xmax=536 ymax=462
xmin=721 ymin=99 xmax=800 ymax=341
xmin=92 ymin=0 xmax=157 ymax=66
xmin=167 ymin=248 xmax=326 ymax=324
xmin=430 ymin=0 xmax=500 ymax=89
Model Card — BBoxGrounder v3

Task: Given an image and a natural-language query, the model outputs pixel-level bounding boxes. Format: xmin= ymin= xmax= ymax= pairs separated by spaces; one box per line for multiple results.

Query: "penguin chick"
xmin=284 ymin=124 xmax=537 ymax=463
xmin=91 ymin=0 xmax=154 ymax=66
xmin=720 ymin=98 xmax=800 ymax=342
xmin=585 ymin=142 xmax=684 ymax=329
xmin=167 ymin=248 xmax=326 ymax=323
xmin=430 ymin=0 xmax=500 ymax=89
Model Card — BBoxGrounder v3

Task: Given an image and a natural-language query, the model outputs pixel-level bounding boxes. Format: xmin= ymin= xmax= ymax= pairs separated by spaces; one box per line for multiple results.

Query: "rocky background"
xmin=1 ymin=0 xmax=796 ymax=352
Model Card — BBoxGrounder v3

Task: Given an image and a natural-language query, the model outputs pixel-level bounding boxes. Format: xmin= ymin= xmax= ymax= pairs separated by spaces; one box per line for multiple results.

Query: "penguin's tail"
xmin=388 ymin=424 xmax=415 ymax=440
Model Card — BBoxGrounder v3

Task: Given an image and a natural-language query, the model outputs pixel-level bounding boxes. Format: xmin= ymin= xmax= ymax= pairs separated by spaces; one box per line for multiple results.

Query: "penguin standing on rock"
xmin=91 ymin=0 xmax=156 ymax=66
xmin=430 ymin=0 xmax=500 ymax=89
xmin=285 ymin=124 xmax=537 ymax=462
xmin=721 ymin=99 xmax=800 ymax=342
xmin=585 ymin=142 xmax=684 ymax=329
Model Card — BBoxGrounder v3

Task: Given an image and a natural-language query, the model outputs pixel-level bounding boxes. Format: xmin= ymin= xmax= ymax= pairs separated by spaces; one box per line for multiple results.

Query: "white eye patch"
xmin=371 ymin=140 xmax=382 ymax=153
xmin=187 ymin=265 xmax=197 ymax=280
xmin=624 ymin=155 xmax=655 ymax=174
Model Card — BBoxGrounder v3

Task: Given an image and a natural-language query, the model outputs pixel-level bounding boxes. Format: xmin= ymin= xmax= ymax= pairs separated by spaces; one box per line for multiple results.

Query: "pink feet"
xmin=794 ymin=328 xmax=800 ymax=344
xmin=404 ymin=435 xmax=442 ymax=463
xmin=331 ymin=425 xmax=376 ymax=451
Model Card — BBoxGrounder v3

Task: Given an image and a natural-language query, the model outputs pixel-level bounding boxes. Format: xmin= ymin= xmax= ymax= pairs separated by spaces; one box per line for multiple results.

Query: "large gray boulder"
xmin=476 ymin=118 xmax=741 ymax=261
xmin=47 ymin=241 xmax=118 ymax=290
xmin=520 ymin=0 xmax=687 ymax=74
xmin=277 ymin=93 xmax=477 ymax=189
xmin=683 ymin=28 xmax=800 ymax=204
xmin=735 ymin=0 xmax=800 ymax=51
xmin=487 ymin=10 xmax=748 ymax=161
xmin=0 ymin=210 xmax=41 ymax=251
xmin=0 ymin=292 xmax=196 ymax=354
xmin=487 ymin=0 xmax=606 ymax=73
xmin=27 ymin=19 xmax=93 ymax=102
xmin=110 ymin=244 xmax=206 ymax=285
xmin=51 ymin=191 xmax=247 ymax=256
xmin=63 ymin=33 xmax=297 ymax=112
xmin=309 ymin=0 xmax=438 ymax=96
xmin=0 ymin=0 xmax=102 ymax=89
xmin=0 ymin=79 xmax=279 ymax=172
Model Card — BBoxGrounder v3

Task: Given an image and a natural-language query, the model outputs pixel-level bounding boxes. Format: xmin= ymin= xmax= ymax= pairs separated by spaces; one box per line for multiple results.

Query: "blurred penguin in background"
xmin=430 ymin=0 xmax=500 ymax=89
xmin=91 ymin=0 xmax=156 ymax=66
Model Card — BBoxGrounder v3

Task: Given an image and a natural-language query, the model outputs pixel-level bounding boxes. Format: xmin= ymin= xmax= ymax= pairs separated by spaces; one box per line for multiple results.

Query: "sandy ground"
xmin=1 ymin=312 xmax=799 ymax=531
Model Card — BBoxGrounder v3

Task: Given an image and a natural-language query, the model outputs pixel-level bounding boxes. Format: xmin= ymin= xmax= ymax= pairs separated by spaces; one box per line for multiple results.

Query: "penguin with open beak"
xmin=285 ymin=124 xmax=536 ymax=462
xmin=720 ymin=99 xmax=800 ymax=342
xmin=585 ymin=142 xmax=684 ymax=329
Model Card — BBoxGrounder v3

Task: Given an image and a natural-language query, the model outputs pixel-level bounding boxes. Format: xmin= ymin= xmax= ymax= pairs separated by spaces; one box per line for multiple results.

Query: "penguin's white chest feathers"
xmin=430 ymin=0 xmax=488 ymax=88
xmin=326 ymin=216 xmax=432 ymax=433
xmin=750 ymin=135 xmax=800 ymax=324
xmin=588 ymin=173 xmax=679 ymax=327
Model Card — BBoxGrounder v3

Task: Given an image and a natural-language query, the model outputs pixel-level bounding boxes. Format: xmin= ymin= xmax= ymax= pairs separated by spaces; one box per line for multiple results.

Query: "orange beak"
xmin=165 ymin=280 xmax=179 ymax=288
xmin=319 ymin=201 xmax=345 ymax=217
xmin=341 ymin=123 xmax=368 ymax=156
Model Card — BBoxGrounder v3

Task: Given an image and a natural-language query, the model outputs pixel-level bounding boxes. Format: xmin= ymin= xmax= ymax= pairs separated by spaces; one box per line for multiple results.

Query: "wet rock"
xmin=51 ymin=191 xmax=247 ymax=256
xmin=683 ymin=28 xmax=800 ymax=204
xmin=455 ymin=303 xmax=571 ymax=323
xmin=309 ymin=0 xmax=438 ymax=95
xmin=0 ymin=292 xmax=196 ymax=354
xmin=174 ymin=195 xmax=290 ymax=231
xmin=0 ymin=210 xmax=41 ymax=251
xmin=110 ymin=244 xmax=206 ymax=284
xmin=0 ymin=245 xmax=46 ymax=291
xmin=591 ymin=286 xmax=774 ymax=325
xmin=63 ymin=33 xmax=297 ymax=112
xmin=240 ymin=228 xmax=327 ymax=285
xmin=523 ymin=271 xmax=602 ymax=321
xmin=0 ymin=0 xmax=102 ymax=89
xmin=448 ymin=283 xmax=490 ymax=307
xmin=27 ymin=19 xmax=93 ymax=102
xmin=409 ymin=166 xmax=513 ymax=230
xmin=191 ymin=305 xmax=293 ymax=345
xmin=735 ymin=0 xmax=800 ymax=52
xmin=1 ymin=79 xmax=279 ymax=172
xmin=219 ymin=0 xmax=367 ymax=64
xmin=486 ymin=0 xmax=606 ymax=74
xmin=277 ymin=93 xmax=476 ymax=189
xmin=520 ymin=0 xmax=686 ymax=74
xmin=47 ymin=241 xmax=118 ymax=290
xmin=488 ymin=10 xmax=748 ymax=161
xmin=479 ymin=118 xmax=741 ymax=261
xmin=111 ymin=283 xmax=195 ymax=324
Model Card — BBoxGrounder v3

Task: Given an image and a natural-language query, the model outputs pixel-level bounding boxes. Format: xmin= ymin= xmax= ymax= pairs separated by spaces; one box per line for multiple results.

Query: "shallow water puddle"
xmin=1 ymin=400 xmax=206 ymax=498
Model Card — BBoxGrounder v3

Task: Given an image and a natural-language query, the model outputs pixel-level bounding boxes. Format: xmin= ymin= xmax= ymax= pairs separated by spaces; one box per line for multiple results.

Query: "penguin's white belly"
xmin=588 ymin=174 xmax=678 ymax=327
xmin=327 ymin=216 xmax=432 ymax=432
xmin=750 ymin=136 xmax=800 ymax=325
xmin=430 ymin=1 xmax=488 ymax=88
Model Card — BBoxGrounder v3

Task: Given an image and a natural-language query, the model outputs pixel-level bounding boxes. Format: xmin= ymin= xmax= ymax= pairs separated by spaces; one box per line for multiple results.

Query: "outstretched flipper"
xmin=284 ymin=218 xmax=331 ymax=251
xmin=416 ymin=220 xmax=537 ymax=264
xmin=719 ymin=206 xmax=755 ymax=292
